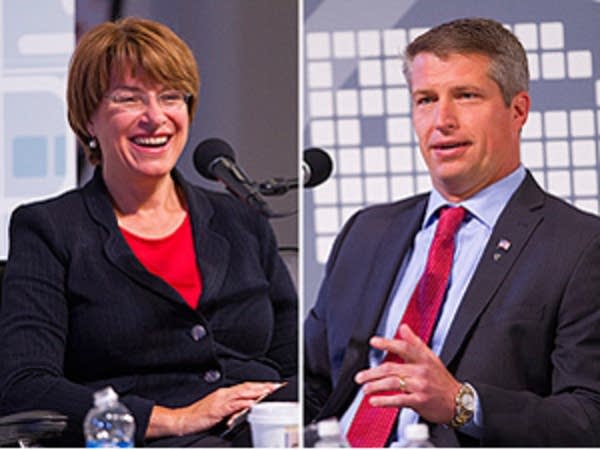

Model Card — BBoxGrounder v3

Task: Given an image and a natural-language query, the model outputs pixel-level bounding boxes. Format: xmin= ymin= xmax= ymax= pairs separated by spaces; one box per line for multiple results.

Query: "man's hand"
xmin=354 ymin=324 xmax=461 ymax=424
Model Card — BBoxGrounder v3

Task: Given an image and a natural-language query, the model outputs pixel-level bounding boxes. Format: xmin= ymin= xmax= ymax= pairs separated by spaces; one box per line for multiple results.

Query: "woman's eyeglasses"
xmin=105 ymin=89 xmax=191 ymax=112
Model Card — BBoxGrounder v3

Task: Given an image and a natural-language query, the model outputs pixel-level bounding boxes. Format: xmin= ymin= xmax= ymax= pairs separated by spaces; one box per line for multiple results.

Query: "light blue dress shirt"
xmin=340 ymin=166 xmax=526 ymax=445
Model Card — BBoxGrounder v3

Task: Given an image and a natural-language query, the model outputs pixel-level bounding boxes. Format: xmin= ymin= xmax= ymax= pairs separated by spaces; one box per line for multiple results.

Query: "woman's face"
xmin=87 ymin=68 xmax=190 ymax=184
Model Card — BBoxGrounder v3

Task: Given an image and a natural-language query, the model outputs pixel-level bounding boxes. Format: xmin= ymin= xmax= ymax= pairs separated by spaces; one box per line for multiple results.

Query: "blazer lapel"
xmin=320 ymin=195 xmax=428 ymax=419
xmin=83 ymin=169 xmax=205 ymax=307
xmin=440 ymin=172 xmax=545 ymax=366
xmin=176 ymin=173 xmax=231 ymax=308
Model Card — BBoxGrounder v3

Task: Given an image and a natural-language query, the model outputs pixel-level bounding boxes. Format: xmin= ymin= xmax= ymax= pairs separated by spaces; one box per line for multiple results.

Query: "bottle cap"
xmin=404 ymin=423 xmax=429 ymax=441
xmin=93 ymin=386 xmax=118 ymax=408
xmin=317 ymin=417 xmax=341 ymax=437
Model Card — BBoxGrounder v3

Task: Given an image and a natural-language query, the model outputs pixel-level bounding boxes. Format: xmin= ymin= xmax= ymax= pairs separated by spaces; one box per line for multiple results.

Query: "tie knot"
xmin=437 ymin=206 xmax=466 ymax=237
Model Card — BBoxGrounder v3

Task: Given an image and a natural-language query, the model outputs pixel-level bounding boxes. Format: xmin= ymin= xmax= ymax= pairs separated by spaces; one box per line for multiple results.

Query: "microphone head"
xmin=193 ymin=138 xmax=236 ymax=180
xmin=303 ymin=148 xmax=333 ymax=188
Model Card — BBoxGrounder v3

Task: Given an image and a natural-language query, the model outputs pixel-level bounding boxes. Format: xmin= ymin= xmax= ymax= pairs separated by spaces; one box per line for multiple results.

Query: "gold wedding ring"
xmin=397 ymin=376 xmax=407 ymax=391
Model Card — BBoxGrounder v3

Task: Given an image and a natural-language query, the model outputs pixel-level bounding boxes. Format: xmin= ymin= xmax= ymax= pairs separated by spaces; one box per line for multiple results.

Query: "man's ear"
xmin=512 ymin=91 xmax=530 ymax=132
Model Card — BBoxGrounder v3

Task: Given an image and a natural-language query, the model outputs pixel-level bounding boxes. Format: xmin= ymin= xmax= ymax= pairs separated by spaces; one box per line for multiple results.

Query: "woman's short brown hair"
xmin=67 ymin=17 xmax=200 ymax=164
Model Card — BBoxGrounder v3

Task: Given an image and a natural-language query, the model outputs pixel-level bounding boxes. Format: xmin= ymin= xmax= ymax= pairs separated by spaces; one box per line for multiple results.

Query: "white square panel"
xmin=570 ymin=110 xmax=595 ymax=137
xmin=341 ymin=205 xmax=362 ymax=225
xmin=314 ymin=207 xmax=340 ymax=233
xmin=365 ymin=177 xmax=389 ymax=204
xmin=574 ymin=169 xmax=598 ymax=196
xmin=521 ymin=141 xmax=544 ymax=168
xmin=391 ymin=175 xmax=415 ymax=199
xmin=363 ymin=146 xmax=387 ymax=173
xmin=547 ymin=170 xmax=571 ymax=196
xmin=310 ymin=120 xmax=335 ymax=146
xmin=387 ymin=117 xmax=412 ymax=143
xmin=336 ymin=90 xmax=359 ymax=117
xmin=384 ymin=58 xmax=405 ymax=85
xmin=358 ymin=30 xmax=381 ymax=57
xmin=337 ymin=119 xmax=361 ymax=145
xmin=313 ymin=177 xmax=338 ymax=205
xmin=389 ymin=146 xmax=414 ymax=172
xmin=333 ymin=31 xmax=356 ymax=58
xmin=308 ymin=61 xmax=333 ymax=88
xmin=416 ymin=174 xmax=432 ymax=192
xmin=574 ymin=199 xmax=599 ymax=215
xmin=572 ymin=140 xmax=597 ymax=166
xmin=514 ymin=23 xmax=538 ymax=50
xmin=409 ymin=27 xmax=429 ymax=42
xmin=541 ymin=52 xmax=566 ymax=80
xmin=567 ymin=51 xmax=593 ymax=78
xmin=530 ymin=170 xmax=546 ymax=189
xmin=359 ymin=59 xmax=383 ymax=86
xmin=386 ymin=88 xmax=411 ymax=115
xmin=540 ymin=22 xmax=564 ymax=50
xmin=307 ymin=32 xmax=331 ymax=60
xmin=522 ymin=111 xmax=542 ymax=139
xmin=596 ymin=81 xmax=600 ymax=107
xmin=544 ymin=111 xmax=568 ymax=138
xmin=309 ymin=91 xmax=333 ymax=117
xmin=360 ymin=89 xmax=384 ymax=116
xmin=338 ymin=148 xmax=362 ymax=175
xmin=415 ymin=148 xmax=428 ymax=171
xmin=545 ymin=141 xmax=569 ymax=167
xmin=527 ymin=53 xmax=540 ymax=80
xmin=340 ymin=177 xmax=364 ymax=203
xmin=316 ymin=235 xmax=335 ymax=264
xmin=383 ymin=29 xmax=407 ymax=57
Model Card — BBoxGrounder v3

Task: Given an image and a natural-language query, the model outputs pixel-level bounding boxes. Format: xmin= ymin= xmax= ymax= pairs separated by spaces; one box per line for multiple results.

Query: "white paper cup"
xmin=247 ymin=402 xmax=299 ymax=447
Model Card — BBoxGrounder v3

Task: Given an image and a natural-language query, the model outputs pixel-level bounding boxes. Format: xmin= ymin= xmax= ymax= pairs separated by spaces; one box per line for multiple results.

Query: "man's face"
xmin=410 ymin=52 xmax=529 ymax=202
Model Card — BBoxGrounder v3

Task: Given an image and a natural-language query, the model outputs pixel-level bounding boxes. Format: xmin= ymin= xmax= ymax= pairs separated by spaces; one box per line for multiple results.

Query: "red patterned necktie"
xmin=347 ymin=206 xmax=466 ymax=447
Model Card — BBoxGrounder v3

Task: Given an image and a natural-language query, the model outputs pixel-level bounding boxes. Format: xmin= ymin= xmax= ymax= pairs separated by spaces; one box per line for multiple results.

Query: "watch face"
xmin=461 ymin=392 xmax=475 ymax=410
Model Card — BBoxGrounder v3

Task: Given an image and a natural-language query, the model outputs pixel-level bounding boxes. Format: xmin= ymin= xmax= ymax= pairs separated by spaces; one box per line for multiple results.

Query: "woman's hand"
xmin=147 ymin=381 xmax=281 ymax=438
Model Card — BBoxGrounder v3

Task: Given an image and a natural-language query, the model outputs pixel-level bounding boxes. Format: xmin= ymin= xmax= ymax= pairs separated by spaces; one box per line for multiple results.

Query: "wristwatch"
xmin=449 ymin=382 xmax=475 ymax=429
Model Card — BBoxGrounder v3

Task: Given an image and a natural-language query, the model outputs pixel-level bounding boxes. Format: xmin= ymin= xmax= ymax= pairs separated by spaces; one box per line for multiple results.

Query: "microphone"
xmin=258 ymin=148 xmax=333 ymax=196
xmin=193 ymin=138 xmax=273 ymax=216
xmin=303 ymin=148 xmax=333 ymax=188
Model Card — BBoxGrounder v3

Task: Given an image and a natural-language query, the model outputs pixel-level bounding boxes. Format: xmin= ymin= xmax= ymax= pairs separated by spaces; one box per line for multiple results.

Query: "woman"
xmin=0 ymin=17 xmax=297 ymax=446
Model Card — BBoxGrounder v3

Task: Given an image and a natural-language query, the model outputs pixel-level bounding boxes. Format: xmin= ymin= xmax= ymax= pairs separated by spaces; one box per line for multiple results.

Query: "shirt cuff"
xmin=457 ymin=383 xmax=483 ymax=439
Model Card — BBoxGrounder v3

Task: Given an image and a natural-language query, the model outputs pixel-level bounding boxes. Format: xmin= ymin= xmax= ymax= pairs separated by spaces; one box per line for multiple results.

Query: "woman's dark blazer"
xmin=0 ymin=168 xmax=298 ymax=446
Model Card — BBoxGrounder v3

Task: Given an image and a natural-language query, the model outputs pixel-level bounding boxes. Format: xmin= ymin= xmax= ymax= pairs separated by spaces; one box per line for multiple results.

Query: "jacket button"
xmin=203 ymin=370 xmax=221 ymax=383
xmin=190 ymin=324 xmax=207 ymax=341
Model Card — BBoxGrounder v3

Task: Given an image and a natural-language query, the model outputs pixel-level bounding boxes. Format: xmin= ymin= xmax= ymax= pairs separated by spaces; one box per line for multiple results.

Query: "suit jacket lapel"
xmin=440 ymin=172 xmax=545 ymax=366
xmin=82 ymin=169 xmax=186 ymax=305
xmin=82 ymin=168 xmax=231 ymax=309
xmin=175 ymin=172 xmax=231 ymax=307
xmin=320 ymin=195 xmax=428 ymax=419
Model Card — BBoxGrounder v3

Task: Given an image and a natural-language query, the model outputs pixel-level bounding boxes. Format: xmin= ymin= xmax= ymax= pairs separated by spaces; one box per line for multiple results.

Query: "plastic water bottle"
xmin=402 ymin=423 xmax=434 ymax=447
xmin=84 ymin=386 xmax=135 ymax=447
xmin=314 ymin=417 xmax=348 ymax=447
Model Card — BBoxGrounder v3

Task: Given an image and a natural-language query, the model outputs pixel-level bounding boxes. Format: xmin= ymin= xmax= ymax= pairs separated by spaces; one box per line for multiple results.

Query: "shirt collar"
xmin=424 ymin=165 xmax=526 ymax=229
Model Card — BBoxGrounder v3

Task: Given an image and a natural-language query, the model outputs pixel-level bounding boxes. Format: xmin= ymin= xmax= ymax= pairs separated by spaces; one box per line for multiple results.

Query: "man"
xmin=304 ymin=17 xmax=600 ymax=446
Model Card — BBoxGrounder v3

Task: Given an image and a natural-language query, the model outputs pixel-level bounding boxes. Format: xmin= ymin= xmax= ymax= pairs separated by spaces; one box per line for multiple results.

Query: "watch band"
xmin=449 ymin=382 xmax=475 ymax=429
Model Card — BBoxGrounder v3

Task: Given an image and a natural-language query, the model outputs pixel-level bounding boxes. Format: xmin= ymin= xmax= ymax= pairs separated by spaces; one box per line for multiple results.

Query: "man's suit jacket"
xmin=305 ymin=172 xmax=600 ymax=446
xmin=0 ymin=168 xmax=297 ymax=446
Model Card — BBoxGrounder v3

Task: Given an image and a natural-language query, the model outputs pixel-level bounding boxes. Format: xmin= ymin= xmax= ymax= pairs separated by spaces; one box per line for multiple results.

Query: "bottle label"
xmin=86 ymin=439 xmax=133 ymax=448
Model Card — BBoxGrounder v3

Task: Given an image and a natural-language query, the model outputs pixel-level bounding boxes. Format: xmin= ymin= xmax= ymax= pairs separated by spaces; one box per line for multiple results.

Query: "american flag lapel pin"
xmin=493 ymin=238 xmax=511 ymax=261
xmin=497 ymin=238 xmax=511 ymax=251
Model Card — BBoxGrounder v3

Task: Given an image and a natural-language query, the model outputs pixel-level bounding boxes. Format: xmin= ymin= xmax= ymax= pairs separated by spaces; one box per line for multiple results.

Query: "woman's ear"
xmin=86 ymin=122 xmax=95 ymax=138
